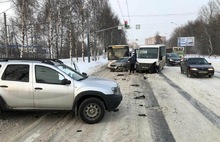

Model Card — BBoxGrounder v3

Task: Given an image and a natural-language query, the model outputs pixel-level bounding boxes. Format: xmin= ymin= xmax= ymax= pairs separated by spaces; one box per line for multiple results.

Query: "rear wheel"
xmin=79 ymin=97 xmax=105 ymax=124
xmin=0 ymin=107 xmax=2 ymax=119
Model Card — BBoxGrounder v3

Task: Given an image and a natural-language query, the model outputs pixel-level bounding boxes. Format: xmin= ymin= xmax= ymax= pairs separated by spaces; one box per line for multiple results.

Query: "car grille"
xmin=197 ymin=67 xmax=208 ymax=71
xmin=110 ymin=65 xmax=117 ymax=67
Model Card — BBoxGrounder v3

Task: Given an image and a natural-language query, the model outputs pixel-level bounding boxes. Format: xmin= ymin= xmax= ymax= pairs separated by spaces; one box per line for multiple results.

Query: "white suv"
xmin=0 ymin=58 xmax=122 ymax=124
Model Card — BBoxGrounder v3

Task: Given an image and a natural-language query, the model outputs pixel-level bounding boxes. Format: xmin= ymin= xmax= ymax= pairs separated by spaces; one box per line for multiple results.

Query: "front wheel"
xmin=79 ymin=97 xmax=105 ymax=124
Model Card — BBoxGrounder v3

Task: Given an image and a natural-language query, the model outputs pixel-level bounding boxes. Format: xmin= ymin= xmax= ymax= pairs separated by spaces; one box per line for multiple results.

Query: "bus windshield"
xmin=138 ymin=48 xmax=158 ymax=59
xmin=107 ymin=45 xmax=129 ymax=60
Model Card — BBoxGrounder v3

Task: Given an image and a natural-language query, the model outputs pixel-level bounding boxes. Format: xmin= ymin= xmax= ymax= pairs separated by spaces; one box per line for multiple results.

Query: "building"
xmin=145 ymin=36 xmax=166 ymax=45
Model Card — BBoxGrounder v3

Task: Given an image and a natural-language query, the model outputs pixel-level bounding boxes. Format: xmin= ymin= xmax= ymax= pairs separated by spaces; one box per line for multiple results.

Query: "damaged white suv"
xmin=0 ymin=58 xmax=122 ymax=124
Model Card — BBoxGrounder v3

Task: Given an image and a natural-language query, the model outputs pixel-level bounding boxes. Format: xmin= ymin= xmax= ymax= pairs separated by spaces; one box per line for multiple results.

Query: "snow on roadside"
xmin=61 ymin=56 xmax=108 ymax=75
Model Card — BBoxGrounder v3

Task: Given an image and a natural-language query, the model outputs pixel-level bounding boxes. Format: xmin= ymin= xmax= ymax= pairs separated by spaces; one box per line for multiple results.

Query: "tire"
xmin=0 ymin=107 xmax=2 ymax=119
xmin=122 ymin=67 xmax=126 ymax=72
xmin=79 ymin=97 xmax=105 ymax=124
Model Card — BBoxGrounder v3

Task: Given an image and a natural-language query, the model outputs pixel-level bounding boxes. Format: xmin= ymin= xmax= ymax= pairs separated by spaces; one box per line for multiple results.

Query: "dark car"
xmin=108 ymin=57 xmax=130 ymax=72
xmin=180 ymin=57 xmax=214 ymax=78
xmin=166 ymin=53 xmax=181 ymax=66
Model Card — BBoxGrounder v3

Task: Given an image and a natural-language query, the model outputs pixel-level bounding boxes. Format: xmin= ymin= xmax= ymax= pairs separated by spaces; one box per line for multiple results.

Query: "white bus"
xmin=136 ymin=44 xmax=166 ymax=73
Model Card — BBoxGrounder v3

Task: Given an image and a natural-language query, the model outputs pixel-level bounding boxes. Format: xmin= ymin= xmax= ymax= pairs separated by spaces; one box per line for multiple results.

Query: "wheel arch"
xmin=72 ymin=91 xmax=106 ymax=116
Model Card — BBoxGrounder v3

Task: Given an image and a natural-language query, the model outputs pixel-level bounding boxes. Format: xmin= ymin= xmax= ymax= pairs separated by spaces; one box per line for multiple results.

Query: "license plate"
xmin=199 ymin=71 xmax=208 ymax=74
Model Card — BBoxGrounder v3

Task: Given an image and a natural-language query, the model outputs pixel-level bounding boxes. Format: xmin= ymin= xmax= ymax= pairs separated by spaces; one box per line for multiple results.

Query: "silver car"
xmin=0 ymin=59 xmax=122 ymax=124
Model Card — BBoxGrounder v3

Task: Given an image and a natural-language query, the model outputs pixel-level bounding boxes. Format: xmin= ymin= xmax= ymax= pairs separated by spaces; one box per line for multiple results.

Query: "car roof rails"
xmin=0 ymin=58 xmax=63 ymax=65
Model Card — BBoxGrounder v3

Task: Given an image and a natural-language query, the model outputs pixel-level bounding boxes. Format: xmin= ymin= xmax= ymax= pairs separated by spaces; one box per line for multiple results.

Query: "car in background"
xmin=108 ymin=57 xmax=130 ymax=72
xmin=166 ymin=53 xmax=181 ymax=66
xmin=180 ymin=57 xmax=214 ymax=78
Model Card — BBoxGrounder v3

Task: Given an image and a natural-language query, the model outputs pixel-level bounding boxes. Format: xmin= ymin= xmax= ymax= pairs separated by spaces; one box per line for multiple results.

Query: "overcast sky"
xmin=109 ymin=0 xmax=210 ymax=45
xmin=0 ymin=0 xmax=210 ymax=45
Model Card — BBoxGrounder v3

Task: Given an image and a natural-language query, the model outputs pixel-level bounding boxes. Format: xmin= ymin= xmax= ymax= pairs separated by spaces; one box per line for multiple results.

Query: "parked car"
xmin=166 ymin=53 xmax=181 ymax=66
xmin=0 ymin=58 xmax=122 ymax=124
xmin=180 ymin=57 xmax=214 ymax=78
xmin=108 ymin=57 xmax=130 ymax=72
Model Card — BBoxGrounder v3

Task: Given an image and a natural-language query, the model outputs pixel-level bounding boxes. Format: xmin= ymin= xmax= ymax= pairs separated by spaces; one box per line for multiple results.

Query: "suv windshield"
xmin=56 ymin=64 xmax=85 ymax=81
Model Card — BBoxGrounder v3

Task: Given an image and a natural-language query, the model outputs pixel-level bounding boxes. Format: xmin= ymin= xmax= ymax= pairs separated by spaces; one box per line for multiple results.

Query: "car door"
xmin=33 ymin=64 xmax=74 ymax=109
xmin=0 ymin=63 xmax=34 ymax=108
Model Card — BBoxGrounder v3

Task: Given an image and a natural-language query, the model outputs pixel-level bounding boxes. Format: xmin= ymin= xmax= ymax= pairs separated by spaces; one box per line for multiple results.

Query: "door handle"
xmin=35 ymin=87 xmax=43 ymax=90
xmin=0 ymin=85 xmax=8 ymax=88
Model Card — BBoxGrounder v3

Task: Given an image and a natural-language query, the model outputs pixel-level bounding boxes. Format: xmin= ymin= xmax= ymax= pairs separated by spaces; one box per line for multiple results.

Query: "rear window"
xmin=1 ymin=64 xmax=29 ymax=82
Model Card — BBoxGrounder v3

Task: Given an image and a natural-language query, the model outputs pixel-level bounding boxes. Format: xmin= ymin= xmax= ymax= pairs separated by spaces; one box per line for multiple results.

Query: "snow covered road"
xmin=0 ymin=63 xmax=220 ymax=142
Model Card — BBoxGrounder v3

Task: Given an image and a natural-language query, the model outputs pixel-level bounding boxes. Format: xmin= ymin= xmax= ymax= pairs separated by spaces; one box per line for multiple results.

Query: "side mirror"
xmin=209 ymin=63 xmax=212 ymax=65
xmin=159 ymin=56 xmax=162 ymax=60
xmin=82 ymin=72 xmax=88 ymax=77
xmin=61 ymin=79 xmax=71 ymax=85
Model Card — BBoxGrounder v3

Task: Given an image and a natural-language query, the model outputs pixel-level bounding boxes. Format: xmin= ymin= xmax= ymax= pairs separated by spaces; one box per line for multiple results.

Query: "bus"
xmin=136 ymin=44 xmax=166 ymax=73
xmin=107 ymin=45 xmax=130 ymax=61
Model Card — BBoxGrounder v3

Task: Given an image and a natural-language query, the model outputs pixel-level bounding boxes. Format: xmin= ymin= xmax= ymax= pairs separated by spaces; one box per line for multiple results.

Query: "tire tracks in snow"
xmin=138 ymin=75 xmax=176 ymax=142
xmin=160 ymin=73 xmax=220 ymax=129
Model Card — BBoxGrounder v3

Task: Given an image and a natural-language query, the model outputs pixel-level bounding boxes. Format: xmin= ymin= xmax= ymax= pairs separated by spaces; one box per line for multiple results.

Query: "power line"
xmin=125 ymin=0 xmax=131 ymax=23
xmin=121 ymin=12 xmax=197 ymax=18
xmin=125 ymin=0 xmax=133 ymax=40
xmin=117 ymin=0 xmax=125 ymax=22
xmin=0 ymin=6 xmax=13 ymax=14
xmin=0 ymin=0 xmax=10 ymax=3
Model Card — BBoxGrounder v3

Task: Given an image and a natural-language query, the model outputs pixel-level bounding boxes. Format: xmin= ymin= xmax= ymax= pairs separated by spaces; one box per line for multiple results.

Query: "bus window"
xmin=107 ymin=45 xmax=129 ymax=61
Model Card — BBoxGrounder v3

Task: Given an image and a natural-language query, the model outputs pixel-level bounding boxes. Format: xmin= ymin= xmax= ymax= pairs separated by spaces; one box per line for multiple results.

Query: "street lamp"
xmin=171 ymin=22 xmax=180 ymax=47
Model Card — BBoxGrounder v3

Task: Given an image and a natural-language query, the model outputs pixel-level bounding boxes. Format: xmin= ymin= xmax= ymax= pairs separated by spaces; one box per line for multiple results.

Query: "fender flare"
xmin=72 ymin=91 xmax=106 ymax=116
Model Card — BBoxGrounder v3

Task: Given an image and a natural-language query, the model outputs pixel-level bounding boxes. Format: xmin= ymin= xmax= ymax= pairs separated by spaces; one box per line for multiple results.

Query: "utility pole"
xmin=4 ymin=13 xmax=9 ymax=58
xmin=171 ymin=22 xmax=180 ymax=47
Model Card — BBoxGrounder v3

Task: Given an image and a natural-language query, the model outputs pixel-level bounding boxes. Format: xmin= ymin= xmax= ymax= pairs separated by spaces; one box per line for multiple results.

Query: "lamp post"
xmin=171 ymin=22 xmax=180 ymax=47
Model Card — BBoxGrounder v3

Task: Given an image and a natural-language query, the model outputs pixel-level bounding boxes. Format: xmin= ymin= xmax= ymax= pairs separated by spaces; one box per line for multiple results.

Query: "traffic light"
xmin=124 ymin=20 xmax=129 ymax=29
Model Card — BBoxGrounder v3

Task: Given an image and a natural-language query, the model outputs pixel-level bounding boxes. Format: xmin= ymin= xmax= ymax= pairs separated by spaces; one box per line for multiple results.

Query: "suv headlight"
xmin=112 ymin=87 xmax=120 ymax=94
xmin=208 ymin=68 xmax=214 ymax=71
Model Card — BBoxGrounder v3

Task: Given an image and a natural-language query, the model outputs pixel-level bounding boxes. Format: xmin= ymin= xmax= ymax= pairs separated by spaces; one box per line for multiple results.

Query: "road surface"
xmin=0 ymin=65 xmax=220 ymax=142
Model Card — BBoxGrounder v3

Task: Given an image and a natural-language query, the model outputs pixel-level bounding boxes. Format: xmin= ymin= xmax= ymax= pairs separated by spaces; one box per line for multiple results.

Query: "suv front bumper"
xmin=104 ymin=94 xmax=123 ymax=111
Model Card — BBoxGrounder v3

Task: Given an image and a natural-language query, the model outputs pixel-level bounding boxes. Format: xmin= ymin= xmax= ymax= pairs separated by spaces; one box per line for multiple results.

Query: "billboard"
xmin=178 ymin=37 xmax=195 ymax=47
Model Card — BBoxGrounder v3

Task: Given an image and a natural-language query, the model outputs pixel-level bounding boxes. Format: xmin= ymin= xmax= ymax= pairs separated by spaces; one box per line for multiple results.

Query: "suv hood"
xmin=81 ymin=76 xmax=117 ymax=87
